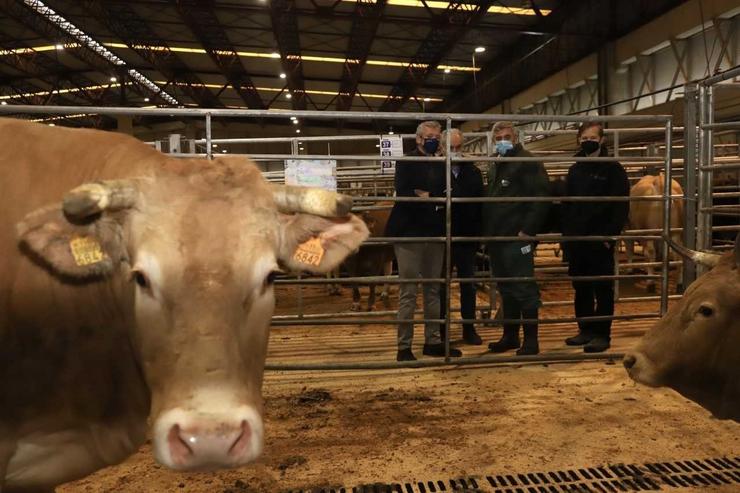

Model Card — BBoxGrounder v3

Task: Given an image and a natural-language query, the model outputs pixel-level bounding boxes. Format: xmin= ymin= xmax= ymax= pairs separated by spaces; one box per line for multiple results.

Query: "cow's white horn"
xmin=667 ymin=238 xmax=722 ymax=268
xmin=63 ymin=180 xmax=138 ymax=219
xmin=272 ymin=184 xmax=353 ymax=217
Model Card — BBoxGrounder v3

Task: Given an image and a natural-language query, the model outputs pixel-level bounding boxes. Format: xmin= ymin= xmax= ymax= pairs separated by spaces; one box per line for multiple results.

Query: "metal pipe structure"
xmin=0 ymin=104 xmax=673 ymax=123
xmin=1 ymin=104 xmax=685 ymax=371
xmin=265 ymin=352 xmax=626 ymax=371
xmin=660 ymin=119 xmax=672 ymax=314
xmin=700 ymin=65 xmax=740 ymax=86
xmin=205 ymin=112 xmax=212 ymax=160
xmin=444 ymin=117 xmax=453 ymax=361
xmin=682 ymin=83 xmax=698 ymax=287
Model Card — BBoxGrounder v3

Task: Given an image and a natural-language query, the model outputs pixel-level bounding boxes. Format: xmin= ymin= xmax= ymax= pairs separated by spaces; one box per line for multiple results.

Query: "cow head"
xmin=16 ymin=157 xmax=369 ymax=469
xmin=623 ymin=234 xmax=740 ymax=421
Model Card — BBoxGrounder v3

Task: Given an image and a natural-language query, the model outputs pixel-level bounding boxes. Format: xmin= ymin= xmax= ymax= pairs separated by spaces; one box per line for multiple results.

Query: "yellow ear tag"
xmin=292 ymin=237 xmax=325 ymax=267
xmin=69 ymin=236 xmax=107 ymax=266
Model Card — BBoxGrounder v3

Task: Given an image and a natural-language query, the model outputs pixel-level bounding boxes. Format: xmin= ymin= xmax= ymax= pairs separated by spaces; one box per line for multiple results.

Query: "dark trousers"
xmin=568 ymin=241 xmax=615 ymax=338
xmin=487 ymin=241 xmax=541 ymax=311
xmin=440 ymin=243 xmax=478 ymax=330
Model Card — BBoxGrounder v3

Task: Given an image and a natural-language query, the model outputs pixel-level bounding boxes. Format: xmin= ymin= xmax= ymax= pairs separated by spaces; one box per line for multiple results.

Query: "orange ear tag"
xmin=69 ymin=236 xmax=107 ymax=266
xmin=292 ymin=237 xmax=325 ymax=267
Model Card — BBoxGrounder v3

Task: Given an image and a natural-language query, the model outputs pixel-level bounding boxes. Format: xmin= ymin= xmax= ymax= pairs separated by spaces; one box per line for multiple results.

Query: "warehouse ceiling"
xmin=0 ymin=0 xmax=689 ymax=127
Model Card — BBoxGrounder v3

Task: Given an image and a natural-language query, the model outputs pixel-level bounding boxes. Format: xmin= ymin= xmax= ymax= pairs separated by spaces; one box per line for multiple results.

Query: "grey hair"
xmin=440 ymin=128 xmax=463 ymax=151
xmin=416 ymin=120 xmax=442 ymax=136
xmin=491 ymin=120 xmax=519 ymax=139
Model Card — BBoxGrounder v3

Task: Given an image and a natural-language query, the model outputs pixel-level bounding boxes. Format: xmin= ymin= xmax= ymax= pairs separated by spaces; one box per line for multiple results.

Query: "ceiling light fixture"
xmin=2 ymin=42 xmax=480 ymax=73
xmin=340 ymin=1 xmax=550 ymax=16
xmin=286 ymin=93 xmax=292 ymax=99
xmin=20 ymin=0 xmax=178 ymax=104
xmin=54 ymin=43 xmax=64 ymax=50
xmin=474 ymin=46 xmax=486 ymax=53
xmin=279 ymin=72 xmax=286 ymax=79
xmin=296 ymin=129 xmax=300 ymax=134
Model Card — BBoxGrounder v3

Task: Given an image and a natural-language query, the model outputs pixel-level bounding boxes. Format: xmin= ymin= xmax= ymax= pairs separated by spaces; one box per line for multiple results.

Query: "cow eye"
xmin=132 ymin=271 xmax=150 ymax=290
xmin=698 ymin=305 xmax=714 ymax=317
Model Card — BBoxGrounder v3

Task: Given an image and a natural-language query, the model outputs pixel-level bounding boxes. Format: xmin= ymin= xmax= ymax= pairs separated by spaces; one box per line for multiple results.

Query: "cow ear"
xmin=16 ymin=205 xmax=128 ymax=280
xmin=277 ymin=213 xmax=369 ymax=274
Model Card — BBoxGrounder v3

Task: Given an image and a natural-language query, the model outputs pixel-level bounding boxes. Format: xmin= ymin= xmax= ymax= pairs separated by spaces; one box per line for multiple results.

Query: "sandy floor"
xmin=60 ymin=363 xmax=740 ymax=492
xmin=57 ymin=252 xmax=740 ymax=492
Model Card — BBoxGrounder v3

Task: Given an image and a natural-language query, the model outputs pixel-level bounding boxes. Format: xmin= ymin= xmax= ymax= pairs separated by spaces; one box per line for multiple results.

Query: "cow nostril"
xmin=167 ymin=424 xmax=194 ymax=464
xmin=228 ymin=420 xmax=252 ymax=457
xmin=623 ymin=354 xmax=637 ymax=369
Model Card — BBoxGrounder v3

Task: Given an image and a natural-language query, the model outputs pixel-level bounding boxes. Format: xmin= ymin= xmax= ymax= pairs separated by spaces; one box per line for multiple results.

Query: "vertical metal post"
xmin=205 ymin=113 xmax=213 ymax=160
xmin=290 ymin=136 xmax=304 ymax=319
xmin=444 ymin=118 xmax=453 ymax=361
xmin=613 ymin=130 xmax=620 ymax=158
xmin=697 ymin=85 xmax=714 ymax=276
xmin=682 ymin=83 xmax=699 ymax=286
xmin=660 ymin=119 xmax=673 ymax=315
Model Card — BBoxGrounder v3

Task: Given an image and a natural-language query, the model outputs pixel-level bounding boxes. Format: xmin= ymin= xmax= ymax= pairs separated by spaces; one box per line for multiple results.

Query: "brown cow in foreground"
xmin=0 ymin=118 xmax=368 ymax=491
xmin=624 ymin=234 xmax=740 ymax=422
xmin=625 ymin=173 xmax=684 ymax=292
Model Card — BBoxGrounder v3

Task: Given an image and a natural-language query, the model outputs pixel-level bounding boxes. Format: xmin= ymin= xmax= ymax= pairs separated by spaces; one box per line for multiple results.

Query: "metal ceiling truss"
xmin=270 ymin=0 xmax=307 ymax=110
xmin=175 ymin=0 xmax=265 ymax=109
xmin=446 ymin=0 xmax=687 ymax=114
xmin=1 ymin=0 xmax=169 ymax=104
xmin=379 ymin=1 xmax=493 ymax=113
xmin=81 ymin=0 xmax=222 ymax=107
xmin=336 ymin=0 xmax=386 ymax=111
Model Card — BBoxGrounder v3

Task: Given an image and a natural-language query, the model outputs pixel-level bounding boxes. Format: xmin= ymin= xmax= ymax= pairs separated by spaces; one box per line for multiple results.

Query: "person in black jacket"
xmin=483 ymin=121 xmax=550 ymax=355
xmin=386 ymin=120 xmax=463 ymax=361
xmin=562 ymin=122 xmax=630 ymax=353
xmin=438 ymin=129 xmax=485 ymax=345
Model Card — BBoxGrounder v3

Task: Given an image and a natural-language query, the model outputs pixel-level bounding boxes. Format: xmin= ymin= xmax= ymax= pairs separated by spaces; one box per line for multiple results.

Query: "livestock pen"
xmin=2 ymin=99 xmax=739 ymax=493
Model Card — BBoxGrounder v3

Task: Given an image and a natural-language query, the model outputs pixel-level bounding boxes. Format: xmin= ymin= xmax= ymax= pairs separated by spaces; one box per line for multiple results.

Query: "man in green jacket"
xmin=483 ymin=121 xmax=550 ymax=355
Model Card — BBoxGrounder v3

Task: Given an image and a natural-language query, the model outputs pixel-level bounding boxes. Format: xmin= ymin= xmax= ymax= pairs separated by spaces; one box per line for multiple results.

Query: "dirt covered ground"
xmin=61 ymin=363 xmax=740 ymax=492
xmin=59 ymin=249 xmax=739 ymax=492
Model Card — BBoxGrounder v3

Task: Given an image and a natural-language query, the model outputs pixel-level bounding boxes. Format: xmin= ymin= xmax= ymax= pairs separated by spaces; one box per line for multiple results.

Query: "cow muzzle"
xmin=152 ymin=405 xmax=263 ymax=470
xmin=623 ymin=351 xmax=662 ymax=388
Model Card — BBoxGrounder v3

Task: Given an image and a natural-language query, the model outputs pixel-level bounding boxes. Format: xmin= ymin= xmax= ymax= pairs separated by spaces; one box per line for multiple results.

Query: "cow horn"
xmin=666 ymin=238 xmax=722 ymax=268
xmin=63 ymin=180 xmax=139 ymax=219
xmin=271 ymin=184 xmax=353 ymax=217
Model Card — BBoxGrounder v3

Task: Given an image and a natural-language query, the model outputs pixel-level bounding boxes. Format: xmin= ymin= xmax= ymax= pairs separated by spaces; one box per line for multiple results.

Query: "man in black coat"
xmin=482 ymin=121 xmax=550 ymax=355
xmin=385 ymin=120 xmax=463 ymax=361
xmin=439 ymin=129 xmax=485 ymax=345
xmin=561 ymin=122 xmax=630 ymax=353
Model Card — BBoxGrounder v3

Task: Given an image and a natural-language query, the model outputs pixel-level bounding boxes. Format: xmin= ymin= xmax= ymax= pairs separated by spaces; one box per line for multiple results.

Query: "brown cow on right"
xmin=623 ymin=234 xmax=740 ymax=422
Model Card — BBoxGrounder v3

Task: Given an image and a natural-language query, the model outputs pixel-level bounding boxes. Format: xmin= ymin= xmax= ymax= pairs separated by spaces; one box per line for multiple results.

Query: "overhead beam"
xmin=336 ymin=0 xmax=386 ymax=111
xmin=175 ymin=0 xmax=265 ymax=109
xmin=270 ymin=0 xmax=307 ymax=110
xmin=1 ymin=0 xmax=177 ymax=105
xmin=379 ymin=1 xmax=492 ymax=112
xmin=80 ymin=0 xmax=222 ymax=107
xmin=445 ymin=0 xmax=687 ymax=114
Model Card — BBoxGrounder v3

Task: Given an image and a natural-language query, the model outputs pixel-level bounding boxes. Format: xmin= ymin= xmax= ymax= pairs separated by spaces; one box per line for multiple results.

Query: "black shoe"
xmin=396 ymin=348 xmax=417 ymax=361
xmin=462 ymin=327 xmax=482 ymax=345
xmin=584 ymin=337 xmax=610 ymax=353
xmin=422 ymin=343 xmax=462 ymax=358
xmin=488 ymin=336 xmax=520 ymax=353
xmin=516 ymin=343 xmax=539 ymax=356
xmin=565 ymin=332 xmax=593 ymax=346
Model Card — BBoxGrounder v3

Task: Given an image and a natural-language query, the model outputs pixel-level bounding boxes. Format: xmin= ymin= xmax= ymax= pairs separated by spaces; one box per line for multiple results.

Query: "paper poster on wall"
xmin=284 ymin=159 xmax=337 ymax=191
xmin=379 ymin=134 xmax=403 ymax=174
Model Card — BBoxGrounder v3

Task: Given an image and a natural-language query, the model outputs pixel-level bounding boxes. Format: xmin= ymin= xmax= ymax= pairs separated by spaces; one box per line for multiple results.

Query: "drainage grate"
xmin=285 ymin=456 xmax=740 ymax=493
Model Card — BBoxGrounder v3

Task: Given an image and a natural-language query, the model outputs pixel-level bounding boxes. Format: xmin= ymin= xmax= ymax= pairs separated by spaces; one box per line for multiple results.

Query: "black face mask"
xmin=581 ymin=140 xmax=601 ymax=155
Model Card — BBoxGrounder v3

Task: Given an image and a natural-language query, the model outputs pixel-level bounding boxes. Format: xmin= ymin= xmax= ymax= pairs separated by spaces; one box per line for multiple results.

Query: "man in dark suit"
xmin=386 ymin=121 xmax=463 ymax=361
xmin=439 ymin=129 xmax=485 ymax=345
